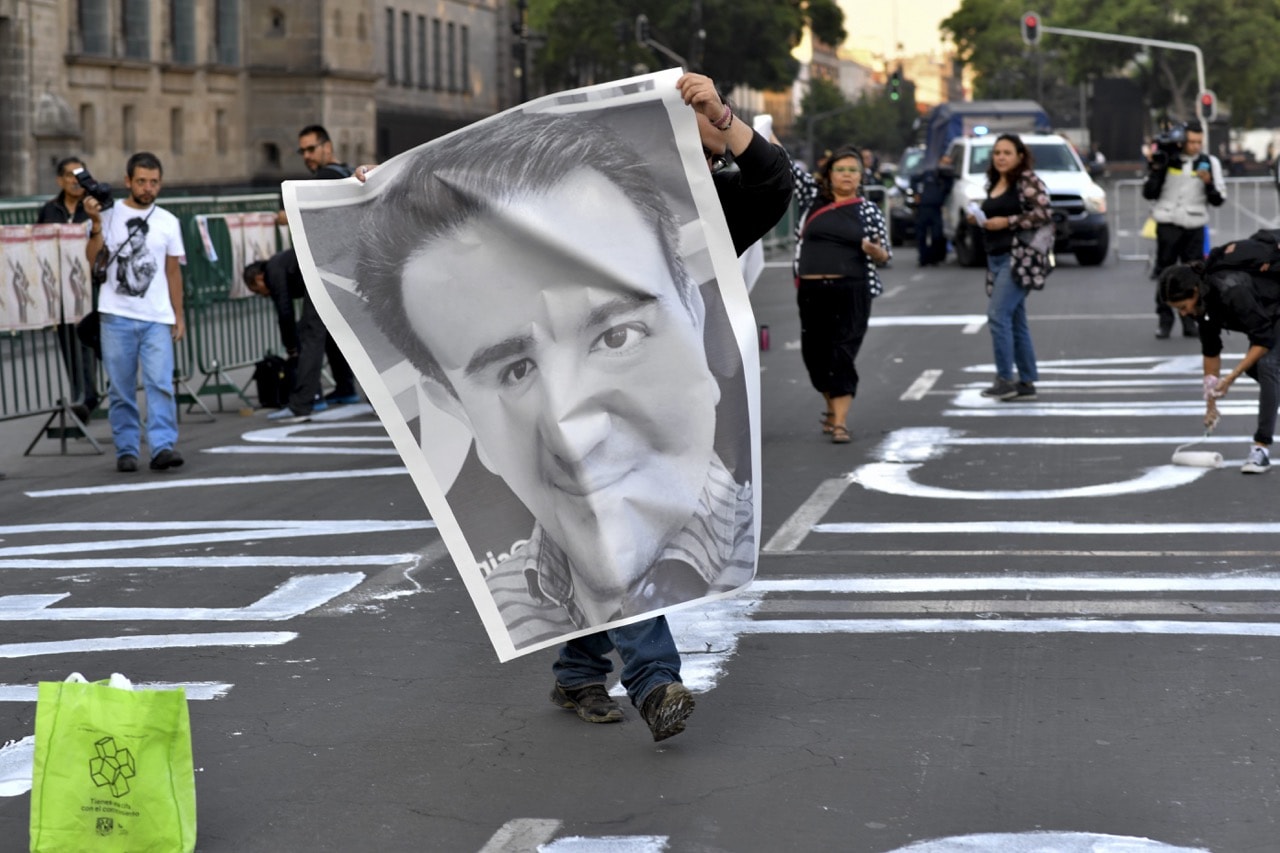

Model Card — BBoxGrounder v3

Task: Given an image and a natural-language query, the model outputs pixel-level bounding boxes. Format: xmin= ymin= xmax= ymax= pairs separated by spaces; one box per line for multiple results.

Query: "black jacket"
xmin=713 ymin=132 xmax=793 ymax=256
xmin=36 ymin=194 xmax=90 ymax=224
xmin=1197 ymin=254 xmax=1280 ymax=356
xmin=263 ymin=249 xmax=307 ymax=356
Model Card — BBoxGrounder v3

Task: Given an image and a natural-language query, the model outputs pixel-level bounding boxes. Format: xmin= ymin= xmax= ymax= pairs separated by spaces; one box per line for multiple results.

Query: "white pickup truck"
xmin=941 ymin=133 xmax=1110 ymax=267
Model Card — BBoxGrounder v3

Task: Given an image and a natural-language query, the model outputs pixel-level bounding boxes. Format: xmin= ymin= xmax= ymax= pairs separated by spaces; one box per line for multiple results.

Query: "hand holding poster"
xmin=284 ymin=69 xmax=765 ymax=661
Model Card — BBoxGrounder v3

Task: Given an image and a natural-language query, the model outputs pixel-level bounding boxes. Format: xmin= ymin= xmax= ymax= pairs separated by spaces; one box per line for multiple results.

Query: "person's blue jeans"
xmin=553 ymin=616 xmax=680 ymax=708
xmin=100 ymin=312 xmax=178 ymax=459
xmin=986 ymin=253 xmax=1039 ymax=383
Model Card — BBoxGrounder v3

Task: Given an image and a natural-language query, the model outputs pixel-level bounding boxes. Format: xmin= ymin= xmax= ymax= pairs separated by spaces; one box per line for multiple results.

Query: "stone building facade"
xmin=0 ymin=0 xmax=513 ymax=197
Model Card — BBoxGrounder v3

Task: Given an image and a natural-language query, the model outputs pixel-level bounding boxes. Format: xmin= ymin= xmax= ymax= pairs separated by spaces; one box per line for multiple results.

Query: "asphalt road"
xmin=3 ymin=248 xmax=1278 ymax=853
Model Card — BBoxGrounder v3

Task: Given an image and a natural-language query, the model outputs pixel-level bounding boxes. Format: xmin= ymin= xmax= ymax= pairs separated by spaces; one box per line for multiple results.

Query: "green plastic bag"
xmin=29 ymin=674 xmax=196 ymax=853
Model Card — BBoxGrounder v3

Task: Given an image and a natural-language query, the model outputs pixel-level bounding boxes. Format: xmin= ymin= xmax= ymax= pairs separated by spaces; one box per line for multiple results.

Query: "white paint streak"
xmin=850 ymin=461 xmax=1205 ymax=499
xmin=0 ymin=554 xmax=419 ymax=569
xmin=25 ymin=467 xmax=408 ymax=498
xmin=0 ymin=573 xmax=364 ymax=621
xmin=762 ymin=478 xmax=851 ymax=552
xmin=0 ymin=519 xmax=432 ymax=558
xmin=900 ymin=369 xmax=943 ymax=401
xmin=0 ymin=736 xmax=35 ymax=797
xmin=750 ymin=575 xmax=1280 ymax=594
xmin=890 ymin=831 xmax=1208 ymax=852
xmin=0 ymin=632 xmax=296 ymax=659
xmin=735 ymin=618 xmax=1280 ymax=637
xmin=812 ymin=521 xmax=1280 ymax=535
xmin=205 ymin=445 xmax=401 ymax=455
xmin=478 ymin=818 xmax=562 ymax=853
xmin=0 ymin=682 xmax=233 ymax=702
xmin=541 ymin=837 xmax=670 ymax=852
xmin=869 ymin=315 xmax=988 ymax=327
xmin=961 ymin=320 xmax=985 ymax=334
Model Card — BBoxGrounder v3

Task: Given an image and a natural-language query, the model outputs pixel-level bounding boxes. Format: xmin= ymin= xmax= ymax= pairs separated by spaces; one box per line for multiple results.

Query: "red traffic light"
xmin=1021 ymin=11 xmax=1042 ymax=46
xmin=1198 ymin=90 xmax=1218 ymax=122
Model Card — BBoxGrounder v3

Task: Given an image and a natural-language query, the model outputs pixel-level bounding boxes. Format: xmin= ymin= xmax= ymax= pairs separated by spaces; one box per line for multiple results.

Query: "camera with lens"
xmin=1151 ymin=122 xmax=1188 ymax=168
xmin=72 ymin=166 xmax=114 ymax=210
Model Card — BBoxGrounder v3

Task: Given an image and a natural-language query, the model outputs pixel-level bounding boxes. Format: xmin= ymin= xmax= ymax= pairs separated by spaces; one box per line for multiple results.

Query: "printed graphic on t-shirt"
xmin=114 ymin=216 xmax=158 ymax=297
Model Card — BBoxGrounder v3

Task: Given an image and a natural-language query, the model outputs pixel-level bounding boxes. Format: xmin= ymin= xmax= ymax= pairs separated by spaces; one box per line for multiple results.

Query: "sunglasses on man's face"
xmin=297 ymin=143 xmax=323 ymax=156
xmin=702 ymin=146 xmax=729 ymax=173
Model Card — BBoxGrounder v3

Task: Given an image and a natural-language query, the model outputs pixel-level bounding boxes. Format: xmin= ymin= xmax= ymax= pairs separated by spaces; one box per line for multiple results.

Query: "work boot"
xmin=639 ymin=681 xmax=695 ymax=742
xmin=150 ymin=449 xmax=185 ymax=470
xmin=550 ymin=682 xmax=623 ymax=723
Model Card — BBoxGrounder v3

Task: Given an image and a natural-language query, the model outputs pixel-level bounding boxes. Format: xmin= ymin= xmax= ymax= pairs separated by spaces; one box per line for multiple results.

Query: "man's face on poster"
xmin=399 ymin=167 xmax=721 ymax=604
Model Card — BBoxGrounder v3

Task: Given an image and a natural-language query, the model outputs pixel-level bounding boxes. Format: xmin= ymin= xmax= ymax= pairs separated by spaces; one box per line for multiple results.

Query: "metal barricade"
xmin=1110 ymin=177 xmax=1280 ymax=263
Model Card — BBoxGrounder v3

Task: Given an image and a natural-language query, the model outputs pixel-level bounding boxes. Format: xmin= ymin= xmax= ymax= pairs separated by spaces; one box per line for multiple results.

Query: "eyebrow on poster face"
xmin=462 ymin=292 xmax=662 ymax=379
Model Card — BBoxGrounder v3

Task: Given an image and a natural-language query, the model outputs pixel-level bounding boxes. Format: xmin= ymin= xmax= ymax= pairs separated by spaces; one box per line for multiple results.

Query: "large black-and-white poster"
xmin=283 ymin=68 xmax=760 ymax=661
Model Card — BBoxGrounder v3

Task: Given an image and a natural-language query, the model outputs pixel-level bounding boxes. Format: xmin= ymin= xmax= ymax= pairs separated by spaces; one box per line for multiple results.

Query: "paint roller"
xmin=1171 ymin=396 xmax=1223 ymax=468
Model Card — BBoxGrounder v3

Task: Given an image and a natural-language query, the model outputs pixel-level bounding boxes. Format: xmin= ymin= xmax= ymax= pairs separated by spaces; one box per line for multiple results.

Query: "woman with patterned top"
xmin=966 ymin=132 xmax=1053 ymax=402
xmin=791 ymin=148 xmax=890 ymax=444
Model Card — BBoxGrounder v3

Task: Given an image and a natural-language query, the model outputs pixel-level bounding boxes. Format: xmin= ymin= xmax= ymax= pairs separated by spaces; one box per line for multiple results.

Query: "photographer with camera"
xmin=83 ymin=152 xmax=186 ymax=474
xmin=37 ymin=157 xmax=101 ymax=423
xmin=1143 ymin=119 xmax=1226 ymax=339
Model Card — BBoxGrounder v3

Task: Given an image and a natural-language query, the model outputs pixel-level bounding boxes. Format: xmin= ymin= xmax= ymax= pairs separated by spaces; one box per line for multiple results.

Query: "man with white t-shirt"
xmin=83 ymin=152 xmax=187 ymax=473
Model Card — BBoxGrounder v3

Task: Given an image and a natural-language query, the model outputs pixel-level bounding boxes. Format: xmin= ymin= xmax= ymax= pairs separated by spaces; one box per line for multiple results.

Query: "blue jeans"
xmin=986 ymin=253 xmax=1039 ymax=383
xmin=553 ymin=616 xmax=680 ymax=707
xmin=100 ymin=313 xmax=178 ymax=459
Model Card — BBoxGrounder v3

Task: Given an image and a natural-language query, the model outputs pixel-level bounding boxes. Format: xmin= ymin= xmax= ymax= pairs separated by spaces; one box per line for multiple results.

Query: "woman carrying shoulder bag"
xmin=791 ymin=147 xmax=891 ymax=444
xmin=966 ymin=132 xmax=1052 ymax=402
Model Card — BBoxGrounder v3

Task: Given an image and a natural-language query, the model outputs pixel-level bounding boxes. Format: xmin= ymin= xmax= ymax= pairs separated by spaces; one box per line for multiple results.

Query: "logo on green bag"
xmin=88 ymin=736 xmax=136 ymax=797
xmin=96 ymin=817 xmax=115 ymax=835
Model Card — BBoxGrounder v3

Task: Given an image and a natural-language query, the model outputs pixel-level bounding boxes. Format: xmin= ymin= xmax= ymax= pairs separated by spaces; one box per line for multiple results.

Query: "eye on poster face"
xmin=284 ymin=68 xmax=760 ymax=661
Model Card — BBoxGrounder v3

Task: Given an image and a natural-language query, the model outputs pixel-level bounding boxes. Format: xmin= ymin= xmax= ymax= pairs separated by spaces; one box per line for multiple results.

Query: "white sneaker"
xmin=1242 ymin=445 xmax=1271 ymax=474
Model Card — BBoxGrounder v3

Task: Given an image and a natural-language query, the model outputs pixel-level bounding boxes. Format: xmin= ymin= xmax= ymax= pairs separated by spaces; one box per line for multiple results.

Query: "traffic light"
xmin=1198 ymin=90 xmax=1218 ymax=123
xmin=889 ymin=69 xmax=902 ymax=102
xmin=635 ymin=14 xmax=650 ymax=44
xmin=1021 ymin=11 xmax=1041 ymax=46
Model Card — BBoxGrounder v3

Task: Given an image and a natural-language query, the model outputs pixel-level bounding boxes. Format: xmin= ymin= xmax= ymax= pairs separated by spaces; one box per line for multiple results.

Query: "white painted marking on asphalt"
xmin=479 ymin=819 xmax=562 ymax=853
xmin=0 ymin=519 xmax=432 ymax=558
xmin=206 ymin=445 xmax=401 ymax=455
xmin=851 ymin=461 xmax=1205 ymax=499
xmin=0 ymin=632 xmax=296 ymax=658
xmin=812 ymin=521 xmax=1280 ymax=535
xmin=737 ymin=618 xmax=1280 ymax=637
xmin=0 ymin=573 xmax=364 ymax=620
xmin=880 ymin=284 xmax=906 ymax=298
xmin=962 ymin=320 xmax=985 ymax=334
xmin=760 ymin=598 xmax=1280 ymax=616
xmin=0 ymin=682 xmax=233 ymax=702
xmin=870 ymin=314 xmax=988 ymax=327
xmin=750 ymin=575 xmax=1280 ymax=594
xmin=242 ymin=420 xmax=389 ymax=444
xmin=762 ymin=478 xmax=851 ymax=552
xmin=25 ymin=466 xmax=408 ymax=498
xmin=900 ymin=369 xmax=942 ymax=401
xmin=541 ymin=837 xmax=669 ymax=852
xmin=0 ymin=737 xmax=35 ymax=796
xmin=0 ymin=554 xmax=418 ymax=569
xmin=889 ymin=831 xmax=1208 ymax=852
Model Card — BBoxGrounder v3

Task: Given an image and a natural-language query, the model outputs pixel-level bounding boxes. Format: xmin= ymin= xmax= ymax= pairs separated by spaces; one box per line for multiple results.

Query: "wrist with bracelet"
xmin=712 ymin=102 xmax=733 ymax=131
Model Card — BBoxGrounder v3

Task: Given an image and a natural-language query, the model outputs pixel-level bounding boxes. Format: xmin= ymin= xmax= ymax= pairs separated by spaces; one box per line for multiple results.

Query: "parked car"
xmin=887 ymin=144 xmax=926 ymax=247
xmin=941 ymin=133 xmax=1110 ymax=267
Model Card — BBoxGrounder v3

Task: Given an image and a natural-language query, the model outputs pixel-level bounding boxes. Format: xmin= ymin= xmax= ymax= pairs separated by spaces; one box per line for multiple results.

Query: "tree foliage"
xmin=941 ymin=0 xmax=1280 ymax=127
xmin=528 ymin=0 xmax=846 ymax=94
xmin=794 ymin=77 xmax=919 ymax=167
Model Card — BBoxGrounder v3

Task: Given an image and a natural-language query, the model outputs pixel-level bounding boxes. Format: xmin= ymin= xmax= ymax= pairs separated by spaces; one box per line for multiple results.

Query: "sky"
xmin=838 ymin=0 xmax=963 ymax=58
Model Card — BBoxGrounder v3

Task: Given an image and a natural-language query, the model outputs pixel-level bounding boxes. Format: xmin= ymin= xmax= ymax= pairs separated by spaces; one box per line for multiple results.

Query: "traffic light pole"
xmin=1037 ymin=24 xmax=1207 ymax=125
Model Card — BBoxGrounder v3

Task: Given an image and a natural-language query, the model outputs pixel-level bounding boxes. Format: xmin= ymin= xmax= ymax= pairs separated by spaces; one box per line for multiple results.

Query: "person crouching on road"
xmin=1160 ymin=235 xmax=1280 ymax=474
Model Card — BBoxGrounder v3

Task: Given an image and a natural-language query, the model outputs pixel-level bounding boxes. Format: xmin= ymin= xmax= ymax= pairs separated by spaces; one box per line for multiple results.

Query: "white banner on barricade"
xmin=284 ymin=68 xmax=761 ymax=661
xmin=57 ymin=224 xmax=92 ymax=324
xmin=31 ymin=225 xmax=63 ymax=328
xmin=1 ymin=226 xmax=45 ymax=332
